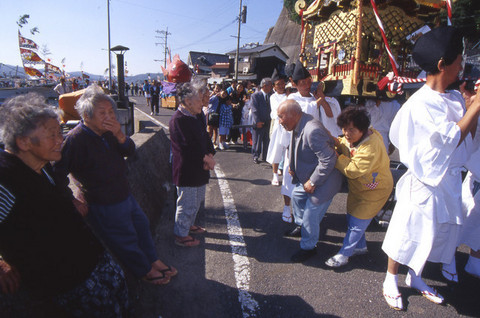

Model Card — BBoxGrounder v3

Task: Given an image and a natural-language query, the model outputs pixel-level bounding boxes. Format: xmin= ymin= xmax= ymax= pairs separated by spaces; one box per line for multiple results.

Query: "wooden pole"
xmin=353 ymin=0 xmax=363 ymax=86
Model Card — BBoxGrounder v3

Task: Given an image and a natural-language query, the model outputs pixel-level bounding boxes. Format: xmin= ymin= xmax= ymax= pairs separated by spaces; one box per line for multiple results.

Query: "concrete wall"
xmin=126 ymin=110 xmax=172 ymax=229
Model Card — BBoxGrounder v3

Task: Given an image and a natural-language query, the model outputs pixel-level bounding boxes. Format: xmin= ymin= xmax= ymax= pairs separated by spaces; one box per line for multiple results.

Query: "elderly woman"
xmin=53 ymin=85 xmax=177 ymax=285
xmin=0 ymin=93 xmax=129 ymax=316
xmin=169 ymin=79 xmax=216 ymax=247
xmin=325 ymin=106 xmax=393 ymax=268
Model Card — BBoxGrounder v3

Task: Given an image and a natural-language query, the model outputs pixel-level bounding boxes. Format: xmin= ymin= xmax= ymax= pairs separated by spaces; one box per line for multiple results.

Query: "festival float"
xmin=293 ymin=0 xmax=472 ymax=96
xmin=160 ymin=54 xmax=192 ymax=109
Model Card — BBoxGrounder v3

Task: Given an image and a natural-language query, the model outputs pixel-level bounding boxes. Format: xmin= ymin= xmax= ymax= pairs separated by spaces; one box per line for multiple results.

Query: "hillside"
xmin=0 ymin=63 xmax=163 ymax=83
xmin=263 ymin=7 xmax=302 ymax=64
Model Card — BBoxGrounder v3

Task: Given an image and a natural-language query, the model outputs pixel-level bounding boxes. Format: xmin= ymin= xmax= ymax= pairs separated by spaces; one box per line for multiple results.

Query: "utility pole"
xmin=107 ymin=0 xmax=112 ymax=90
xmin=155 ymin=28 xmax=171 ymax=69
xmin=234 ymin=1 xmax=247 ymax=81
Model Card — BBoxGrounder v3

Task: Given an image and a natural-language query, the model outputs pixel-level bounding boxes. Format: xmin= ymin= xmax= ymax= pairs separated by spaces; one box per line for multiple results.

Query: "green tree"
xmin=440 ymin=0 xmax=480 ymax=44
xmin=284 ymin=0 xmax=315 ymax=24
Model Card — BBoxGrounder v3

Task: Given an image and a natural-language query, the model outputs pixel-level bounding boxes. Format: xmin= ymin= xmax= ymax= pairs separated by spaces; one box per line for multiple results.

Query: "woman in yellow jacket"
xmin=326 ymin=106 xmax=393 ymax=267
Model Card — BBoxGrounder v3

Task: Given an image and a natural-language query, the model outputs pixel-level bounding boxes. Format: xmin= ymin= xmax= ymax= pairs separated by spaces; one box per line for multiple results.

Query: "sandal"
xmin=143 ymin=272 xmax=171 ymax=285
xmin=189 ymin=225 xmax=206 ymax=234
xmin=383 ymin=289 xmax=403 ymax=311
xmin=159 ymin=265 xmax=178 ymax=277
xmin=441 ymin=268 xmax=458 ymax=283
xmin=418 ymin=288 xmax=444 ymax=304
xmin=282 ymin=213 xmax=293 ymax=223
xmin=175 ymin=236 xmax=200 ymax=247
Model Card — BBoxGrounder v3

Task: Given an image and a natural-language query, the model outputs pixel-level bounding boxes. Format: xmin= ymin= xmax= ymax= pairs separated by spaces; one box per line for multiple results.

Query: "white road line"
xmin=134 ymin=106 xmax=169 ymax=130
xmin=214 ymin=164 xmax=259 ymax=318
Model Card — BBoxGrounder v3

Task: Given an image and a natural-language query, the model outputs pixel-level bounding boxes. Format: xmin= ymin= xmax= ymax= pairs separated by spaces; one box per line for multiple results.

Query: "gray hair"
xmin=0 ymin=93 xmax=59 ymax=153
xmin=176 ymin=78 xmax=207 ymax=105
xmin=75 ymin=84 xmax=116 ymax=120
xmin=260 ymin=77 xmax=272 ymax=88
xmin=278 ymin=99 xmax=302 ymax=116
xmin=191 ymin=77 xmax=209 ymax=95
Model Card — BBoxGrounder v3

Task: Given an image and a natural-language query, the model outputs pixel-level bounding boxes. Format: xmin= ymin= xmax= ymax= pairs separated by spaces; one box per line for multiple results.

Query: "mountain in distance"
xmin=0 ymin=63 xmax=163 ymax=83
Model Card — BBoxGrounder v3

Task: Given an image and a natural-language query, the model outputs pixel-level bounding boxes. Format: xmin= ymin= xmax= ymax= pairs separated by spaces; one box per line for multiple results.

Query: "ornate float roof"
xmin=296 ymin=0 xmax=448 ymax=21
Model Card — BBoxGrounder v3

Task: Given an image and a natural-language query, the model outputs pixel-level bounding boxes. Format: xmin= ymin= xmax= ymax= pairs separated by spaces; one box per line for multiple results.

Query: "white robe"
xmin=382 ymin=84 xmax=477 ymax=274
xmin=287 ymin=92 xmax=320 ymax=119
xmin=460 ymin=147 xmax=480 ymax=251
xmin=320 ymin=96 xmax=343 ymax=137
xmin=266 ymin=93 xmax=288 ymax=164
xmin=365 ymin=99 xmax=401 ymax=150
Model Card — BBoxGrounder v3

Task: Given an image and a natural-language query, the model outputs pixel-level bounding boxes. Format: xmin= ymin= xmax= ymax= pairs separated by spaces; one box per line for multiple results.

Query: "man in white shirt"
xmin=54 ymin=77 xmax=71 ymax=95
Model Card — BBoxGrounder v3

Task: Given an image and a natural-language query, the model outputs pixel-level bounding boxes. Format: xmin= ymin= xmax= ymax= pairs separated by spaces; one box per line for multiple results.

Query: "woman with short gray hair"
xmin=170 ymin=78 xmax=216 ymax=247
xmin=53 ymin=85 xmax=178 ymax=285
xmin=0 ymin=93 xmax=129 ymax=316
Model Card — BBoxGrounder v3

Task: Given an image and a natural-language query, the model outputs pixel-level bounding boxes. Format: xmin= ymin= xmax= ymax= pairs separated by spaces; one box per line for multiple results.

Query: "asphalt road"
xmin=128 ymin=95 xmax=480 ymax=318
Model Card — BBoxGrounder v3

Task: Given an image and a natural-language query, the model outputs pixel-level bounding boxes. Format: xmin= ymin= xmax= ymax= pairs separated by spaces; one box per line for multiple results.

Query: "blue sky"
xmin=1 ymin=0 xmax=284 ymax=76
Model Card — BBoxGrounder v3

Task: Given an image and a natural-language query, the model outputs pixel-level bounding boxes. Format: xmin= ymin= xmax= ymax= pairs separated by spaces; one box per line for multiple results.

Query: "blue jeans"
xmin=88 ymin=195 xmax=158 ymax=278
xmin=291 ymin=183 xmax=332 ymax=250
xmin=338 ymin=214 xmax=372 ymax=257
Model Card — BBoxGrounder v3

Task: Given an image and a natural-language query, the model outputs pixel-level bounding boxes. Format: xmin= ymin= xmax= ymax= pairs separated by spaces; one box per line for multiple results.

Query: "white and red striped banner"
xmin=370 ymin=0 xmax=399 ymax=76
xmin=446 ymin=0 xmax=453 ymax=25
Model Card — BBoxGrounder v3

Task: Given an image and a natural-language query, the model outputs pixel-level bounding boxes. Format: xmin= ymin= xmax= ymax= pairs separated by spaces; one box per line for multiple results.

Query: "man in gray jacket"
xmin=278 ymin=99 xmax=342 ymax=262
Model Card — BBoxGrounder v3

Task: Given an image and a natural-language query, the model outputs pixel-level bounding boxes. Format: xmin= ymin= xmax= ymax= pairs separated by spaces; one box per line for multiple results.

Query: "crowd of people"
xmin=203 ymin=26 xmax=480 ymax=311
xmin=0 ymin=25 xmax=479 ymax=316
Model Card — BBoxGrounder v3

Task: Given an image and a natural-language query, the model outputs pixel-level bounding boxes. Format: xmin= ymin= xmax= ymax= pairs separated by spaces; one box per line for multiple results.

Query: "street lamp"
xmin=110 ymin=45 xmax=129 ymax=101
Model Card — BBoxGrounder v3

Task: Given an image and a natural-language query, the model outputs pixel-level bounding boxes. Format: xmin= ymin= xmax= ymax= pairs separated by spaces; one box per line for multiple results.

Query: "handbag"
xmin=208 ymin=112 xmax=219 ymax=127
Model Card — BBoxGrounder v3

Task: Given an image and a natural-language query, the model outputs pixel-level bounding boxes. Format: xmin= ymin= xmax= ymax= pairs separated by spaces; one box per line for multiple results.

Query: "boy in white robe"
xmin=441 ymin=143 xmax=480 ymax=281
xmin=381 ymin=26 xmax=480 ymax=310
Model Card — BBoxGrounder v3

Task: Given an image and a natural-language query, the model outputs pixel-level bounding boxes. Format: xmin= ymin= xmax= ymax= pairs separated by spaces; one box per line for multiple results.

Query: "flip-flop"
xmin=282 ymin=213 xmax=293 ymax=223
xmin=441 ymin=268 xmax=458 ymax=283
xmin=143 ymin=272 xmax=170 ymax=285
xmin=159 ymin=265 xmax=178 ymax=277
xmin=189 ymin=226 xmax=206 ymax=234
xmin=175 ymin=236 xmax=200 ymax=247
xmin=383 ymin=289 xmax=403 ymax=311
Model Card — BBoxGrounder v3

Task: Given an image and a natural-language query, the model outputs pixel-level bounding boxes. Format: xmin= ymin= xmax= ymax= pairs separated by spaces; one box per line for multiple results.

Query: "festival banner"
xmin=24 ymin=66 xmax=43 ymax=77
xmin=82 ymin=72 xmax=90 ymax=79
xmin=18 ymin=31 xmax=39 ymax=50
xmin=45 ymin=63 xmax=62 ymax=74
xmin=46 ymin=73 xmax=59 ymax=80
xmin=20 ymin=48 xmax=44 ymax=64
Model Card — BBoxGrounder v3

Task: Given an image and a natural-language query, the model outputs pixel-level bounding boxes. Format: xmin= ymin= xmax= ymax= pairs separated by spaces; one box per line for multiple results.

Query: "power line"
xmin=155 ymin=28 xmax=171 ymax=69
xmin=172 ymin=19 xmax=237 ymax=51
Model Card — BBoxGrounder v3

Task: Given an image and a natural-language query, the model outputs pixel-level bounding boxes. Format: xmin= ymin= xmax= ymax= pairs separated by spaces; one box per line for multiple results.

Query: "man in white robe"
xmin=441 ymin=144 xmax=480 ymax=281
xmin=267 ymin=69 xmax=288 ymax=187
xmin=286 ymin=63 xmax=334 ymax=126
xmin=365 ymin=98 xmax=401 ymax=151
xmin=381 ymin=26 xmax=480 ymax=310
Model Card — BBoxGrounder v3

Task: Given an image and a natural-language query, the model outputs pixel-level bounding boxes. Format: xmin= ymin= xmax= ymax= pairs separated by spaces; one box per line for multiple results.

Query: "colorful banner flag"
xmin=82 ymin=72 xmax=90 ymax=79
xmin=46 ymin=73 xmax=59 ymax=80
xmin=24 ymin=66 xmax=43 ymax=77
xmin=18 ymin=31 xmax=39 ymax=50
xmin=45 ymin=63 xmax=62 ymax=74
xmin=20 ymin=48 xmax=44 ymax=64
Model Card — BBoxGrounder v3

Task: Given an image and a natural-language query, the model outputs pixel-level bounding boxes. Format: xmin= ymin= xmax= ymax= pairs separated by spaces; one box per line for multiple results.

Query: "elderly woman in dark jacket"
xmin=169 ymin=79 xmax=216 ymax=247
xmin=0 ymin=93 xmax=129 ymax=317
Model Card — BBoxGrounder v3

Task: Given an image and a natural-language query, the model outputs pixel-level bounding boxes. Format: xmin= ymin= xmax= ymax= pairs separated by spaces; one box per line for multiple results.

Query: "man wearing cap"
xmin=250 ymin=77 xmax=273 ymax=164
xmin=287 ymin=62 xmax=334 ymax=131
xmin=381 ymin=26 xmax=480 ymax=310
